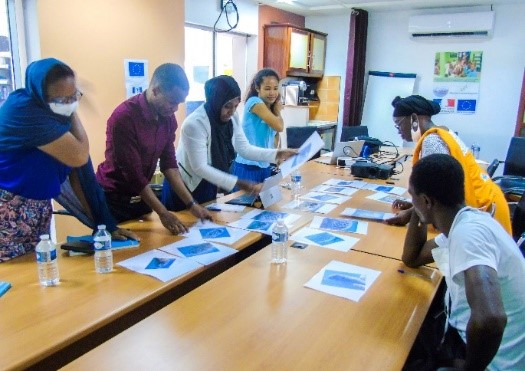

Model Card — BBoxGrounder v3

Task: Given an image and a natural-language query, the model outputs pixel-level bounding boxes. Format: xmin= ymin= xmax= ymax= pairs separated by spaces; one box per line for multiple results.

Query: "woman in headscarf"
xmin=387 ymin=95 xmax=512 ymax=234
xmin=0 ymin=58 xmax=136 ymax=262
xmin=161 ymin=75 xmax=295 ymax=211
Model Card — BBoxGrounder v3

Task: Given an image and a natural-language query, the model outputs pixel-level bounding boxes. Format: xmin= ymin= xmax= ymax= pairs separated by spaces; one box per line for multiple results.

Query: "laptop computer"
xmin=315 ymin=140 xmax=365 ymax=165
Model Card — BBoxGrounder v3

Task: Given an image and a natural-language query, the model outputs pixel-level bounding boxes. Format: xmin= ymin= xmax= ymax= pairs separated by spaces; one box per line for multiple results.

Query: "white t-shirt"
xmin=432 ymin=207 xmax=525 ymax=370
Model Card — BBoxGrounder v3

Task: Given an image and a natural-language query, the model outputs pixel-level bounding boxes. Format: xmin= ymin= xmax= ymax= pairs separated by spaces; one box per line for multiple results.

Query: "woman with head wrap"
xmin=387 ymin=95 xmax=511 ymax=235
xmin=0 ymin=58 xmax=137 ymax=262
xmin=161 ymin=75 xmax=295 ymax=211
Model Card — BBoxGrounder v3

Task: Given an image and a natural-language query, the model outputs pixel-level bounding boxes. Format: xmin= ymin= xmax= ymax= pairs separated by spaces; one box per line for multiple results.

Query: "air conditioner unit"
xmin=408 ymin=11 xmax=494 ymax=39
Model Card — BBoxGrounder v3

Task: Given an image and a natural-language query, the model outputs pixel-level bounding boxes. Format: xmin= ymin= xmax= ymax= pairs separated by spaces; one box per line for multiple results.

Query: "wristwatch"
xmin=186 ymin=199 xmax=198 ymax=209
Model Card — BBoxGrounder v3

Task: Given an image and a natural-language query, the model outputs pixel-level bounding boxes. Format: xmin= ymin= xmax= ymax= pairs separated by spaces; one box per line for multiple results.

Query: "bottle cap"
xmin=97 ymin=224 xmax=106 ymax=230
xmin=39 ymin=234 xmax=50 ymax=240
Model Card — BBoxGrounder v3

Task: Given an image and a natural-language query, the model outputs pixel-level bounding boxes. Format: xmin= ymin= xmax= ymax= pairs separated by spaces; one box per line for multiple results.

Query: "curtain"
xmin=342 ymin=9 xmax=368 ymax=127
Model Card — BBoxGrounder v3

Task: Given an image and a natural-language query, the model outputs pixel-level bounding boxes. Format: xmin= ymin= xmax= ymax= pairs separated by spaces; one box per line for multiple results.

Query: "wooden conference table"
xmin=0 ymin=210 xmax=269 ymax=371
xmin=64 ymin=150 xmax=443 ymax=370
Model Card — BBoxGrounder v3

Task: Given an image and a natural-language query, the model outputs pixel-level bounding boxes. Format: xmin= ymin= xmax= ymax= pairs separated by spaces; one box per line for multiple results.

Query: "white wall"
xmin=306 ymin=14 xmax=350 ymax=141
xmin=307 ymin=3 xmax=525 ymax=164
xmin=185 ymin=0 xmax=258 ymax=35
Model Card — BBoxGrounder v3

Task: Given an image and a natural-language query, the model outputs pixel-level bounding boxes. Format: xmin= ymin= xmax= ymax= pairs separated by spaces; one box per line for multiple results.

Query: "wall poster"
xmin=433 ymin=51 xmax=482 ymax=114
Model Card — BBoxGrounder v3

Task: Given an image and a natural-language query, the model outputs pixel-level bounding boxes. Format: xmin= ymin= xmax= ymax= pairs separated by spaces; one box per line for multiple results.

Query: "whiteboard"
xmin=361 ymin=71 xmax=416 ymax=147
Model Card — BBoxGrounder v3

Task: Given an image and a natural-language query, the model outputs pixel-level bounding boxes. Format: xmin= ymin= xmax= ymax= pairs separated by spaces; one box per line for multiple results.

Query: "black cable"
xmin=213 ymin=0 xmax=239 ymax=33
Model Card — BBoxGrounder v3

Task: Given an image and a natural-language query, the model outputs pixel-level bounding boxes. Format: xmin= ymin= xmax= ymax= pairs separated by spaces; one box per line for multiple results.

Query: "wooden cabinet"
xmin=264 ymin=24 xmax=327 ymax=79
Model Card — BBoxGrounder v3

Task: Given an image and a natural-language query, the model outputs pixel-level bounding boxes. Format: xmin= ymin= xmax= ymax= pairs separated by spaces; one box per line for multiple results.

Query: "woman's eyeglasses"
xmin=49 ymin=90 xmax=83 ymax=104
xmin=394 ymin=116 xmax=408 ymax=130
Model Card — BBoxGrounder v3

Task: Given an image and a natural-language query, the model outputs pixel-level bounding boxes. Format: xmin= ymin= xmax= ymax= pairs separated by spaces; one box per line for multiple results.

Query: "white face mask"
xmin=49 ymin=101 xmax=79 ymax=117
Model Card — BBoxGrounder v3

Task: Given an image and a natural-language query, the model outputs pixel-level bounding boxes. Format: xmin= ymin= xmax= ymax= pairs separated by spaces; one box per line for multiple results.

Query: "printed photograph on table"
xmin=301 ymin=191 xmax=350 ymax=205
xmin=311 ymin=185 xmax=358 ymax=196
xmin=200 ymin=227 xmax=230 ymax=239
xmin=323 ymin=178 xmax=367 ymax=188
xmin=306 ymin=232 xmax=343 ymax=246
xmin=251 ymin=210 xmax=288 ymax=222
xmin=310 ymin=216 xmax=368 ymax=235
xmin=367 ymin=192 xmax=408 ymax=205
xmin=178 ymin=243 xmax=220 ymax=258
xmin=282 ymin=200 xmax=337 ymax=214
xmin=321 ymin=270 xmax=367 ymax=291
xmin=433 ymin=51 xmax=482 ymax=114
xmin=145 ymin=257 xmax=176 ymax=270
xmin=304 ymin=260 xmax=381 ymax=302
xmin=160 ymin=238 xmax=237 ymax=266
xmin=247 ymin=220 xmax=273 ymax=232
xmin=342 ymin=208 xmax=395 ymax=222
xmin=291 ymin=227 xmax=359 ymax=252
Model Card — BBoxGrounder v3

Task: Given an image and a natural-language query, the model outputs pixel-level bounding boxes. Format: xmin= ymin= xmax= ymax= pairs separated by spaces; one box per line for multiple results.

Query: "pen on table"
xmin=207 ymin=207 xmax=222 ymax=212
xmin=386 ymin=181 xmax=395 ymax=185
xmin=397 ymin=269 xmax=432 ymax=281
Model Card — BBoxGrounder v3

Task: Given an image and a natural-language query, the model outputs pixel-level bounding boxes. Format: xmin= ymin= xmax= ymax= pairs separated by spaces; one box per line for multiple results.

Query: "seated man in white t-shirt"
xmin=402 ymin=154 xmax=525 ymax=371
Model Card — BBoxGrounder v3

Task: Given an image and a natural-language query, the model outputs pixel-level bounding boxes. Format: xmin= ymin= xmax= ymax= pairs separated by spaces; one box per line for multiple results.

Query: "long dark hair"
xmin=245 ymin=68 xmax=280 ymax=104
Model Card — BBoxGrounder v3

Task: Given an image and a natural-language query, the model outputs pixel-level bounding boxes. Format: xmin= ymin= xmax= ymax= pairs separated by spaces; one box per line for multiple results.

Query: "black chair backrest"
xmin=504 ymin=137 xmax=525 ymax=176
xmin=512 ymin=189 xmax=525 ymax=242
xmin=486 ymin=158 xmax=500 ymax=178
xmin=340 ymin=126 xmax=369 ymax=142
xmin=286 ymin=126 xmax=321 ymax=159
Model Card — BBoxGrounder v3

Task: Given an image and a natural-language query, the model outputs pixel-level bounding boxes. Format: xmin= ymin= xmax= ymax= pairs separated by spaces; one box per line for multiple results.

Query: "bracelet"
xmin=185 ymin=199 xmax=198 ymax=209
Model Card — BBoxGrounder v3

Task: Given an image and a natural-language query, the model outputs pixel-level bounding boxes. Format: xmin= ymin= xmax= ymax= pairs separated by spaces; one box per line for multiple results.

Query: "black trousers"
xmin=104 ymin=192 xmax=152 ymax=223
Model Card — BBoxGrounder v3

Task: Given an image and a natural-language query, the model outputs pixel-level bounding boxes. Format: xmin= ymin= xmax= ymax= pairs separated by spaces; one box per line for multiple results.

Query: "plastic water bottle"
xmin=94 ymin=224 xmax=113 ymax=273
xmin=291 ymin=169 xmax=302 ymax=201
xmin=36 ymin=234 xmax=60 ymax=286
xmin=271 ymin=219 xmax=288 ymax=264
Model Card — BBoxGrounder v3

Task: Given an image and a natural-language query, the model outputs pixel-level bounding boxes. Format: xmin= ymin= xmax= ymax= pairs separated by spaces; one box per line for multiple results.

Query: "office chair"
xmin=340 ymin=125 xmax=369 ymax=141
xmin=286 ymin=126 xmax=321 ymax=159
xmin=511 ymin=189 xmax=525 ymax=243
xmin=488 ymin=137 xmax=525 ymax=201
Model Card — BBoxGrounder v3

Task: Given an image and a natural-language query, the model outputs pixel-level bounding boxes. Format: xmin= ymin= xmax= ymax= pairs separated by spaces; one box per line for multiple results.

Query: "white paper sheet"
xmin=363 ymin=183 xmax=407 ymax=196
xmin=290 ymin=227 xmax=359 ymax=252
xmin=310 ymin=216 xmax=368 ymax=235
xmin=322 ymin=178 xmax=368 ymax=189
xmin=241 ymin=209 xmax=301 ymax=225
xmin=206 ymin=203 xmax=245 ymax=213
xmin=159 ymin=238 xmax=237 ymax=265
xmin=366 ymin=192 xmax=409 ymax=205
xmin=228 ymin=218 xmax=276 ymax=235
xmin=304 ymin=260 xmax=381 ymax=302
xmin=183 ymin=220 xmax=250 ymax=246
xmin=280 ymin=131 xmax=325 ymax=177
xmin=117 ymin=249 xmax=201 ymax=282
xmin=300 ymin=191 xmax=351 ymax=205
xmin=282 ymin=200 xmax=337 ymax=214
xmin=341 ymin=208 xmax=395 ymax=222
xmin=311 ymin=184 xmax=359 ymax=196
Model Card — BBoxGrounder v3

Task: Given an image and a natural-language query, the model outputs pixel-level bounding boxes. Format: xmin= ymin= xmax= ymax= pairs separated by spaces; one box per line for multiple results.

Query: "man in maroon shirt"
xmin=97 ymin=63 xmax=210 ymax=234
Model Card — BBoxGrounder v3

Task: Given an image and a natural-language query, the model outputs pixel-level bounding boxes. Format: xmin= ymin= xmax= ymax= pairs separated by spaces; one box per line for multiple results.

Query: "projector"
xmin=350 ymin=161 xmax=394 ymax=180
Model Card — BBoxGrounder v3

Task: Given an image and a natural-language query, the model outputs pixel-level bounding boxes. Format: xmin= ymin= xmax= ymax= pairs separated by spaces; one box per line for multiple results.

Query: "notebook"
xmin=315 ymin=140 xmax=365 ymax=165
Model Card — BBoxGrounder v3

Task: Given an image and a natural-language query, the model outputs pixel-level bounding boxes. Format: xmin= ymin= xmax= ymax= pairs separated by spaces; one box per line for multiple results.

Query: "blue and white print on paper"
xmin=321 ymin=270 xmax=366 ymax=291
xmin=292 ymin=143 xmax=312 ymax=167
xmin=306 ymin=231 xmax=344 ymax=246
xmin=145 ymin=257 xmax=176 ymax=270
xmin=247 ymin=220 xmax=273 ymax=231
xmin=375 ymin=185 xmax=393 ymax=193
xmin=312 ymin=194 xmax=338 ymax=202
xmin=251 ymin=210 xmax=288 ymax=222
xmin=354 ymin=209 xmax=384 ymax=220
xmin=326 ymin=186 xmax=345 ymax=193
xmin=199 ymin=227 xmax=230 ymax=239
xmin=178 ymin=243 xmax=220 ymax=258
xmin=304 ymin=260 xmax=381 ymax=301
xmin=320 ymin=218 xmax=358 ymax=233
